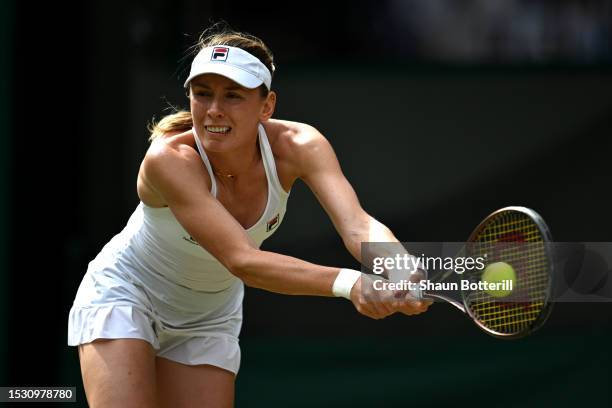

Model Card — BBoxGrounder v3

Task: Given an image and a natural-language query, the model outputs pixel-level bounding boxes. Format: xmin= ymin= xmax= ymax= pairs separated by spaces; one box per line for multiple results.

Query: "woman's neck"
xmin=207 ymin=138 xmax=261 ymax=180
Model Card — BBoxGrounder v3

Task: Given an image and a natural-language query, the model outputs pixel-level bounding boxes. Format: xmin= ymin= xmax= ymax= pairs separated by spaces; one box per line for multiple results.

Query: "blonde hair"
xmin=148 ymin=110 xmax=193 ymax=141
xmin=148 ymin=23 xmax=275 ymax=142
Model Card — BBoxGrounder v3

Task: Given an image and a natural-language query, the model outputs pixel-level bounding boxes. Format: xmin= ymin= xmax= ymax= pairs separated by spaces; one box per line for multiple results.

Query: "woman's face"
xmin=189 ymin=74 xmax=275 ymax=152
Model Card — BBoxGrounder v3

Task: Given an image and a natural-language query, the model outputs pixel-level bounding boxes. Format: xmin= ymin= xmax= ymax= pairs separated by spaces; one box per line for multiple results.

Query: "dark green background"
xmin=0 ymin=0 xmax=13 ymax=390
xmin=3 ymin=1 xmax=611 ymax=407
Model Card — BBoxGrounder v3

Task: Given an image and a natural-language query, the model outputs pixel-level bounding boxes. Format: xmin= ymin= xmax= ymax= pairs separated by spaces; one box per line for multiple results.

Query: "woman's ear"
xmin=260 ymin=91 xmax=276 ymax=121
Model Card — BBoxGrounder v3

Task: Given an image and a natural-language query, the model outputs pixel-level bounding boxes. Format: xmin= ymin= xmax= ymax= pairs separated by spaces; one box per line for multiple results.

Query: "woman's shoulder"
xmin=138 ymin=129 xmax=211 ymax=206
xmin=146 ymin=129 xmax=200 ymax=163
xmin=143 ymin=128 xmax=207 ymax=184
xmin=262 ymin=119 xmax=336 ymax=186
xmin=263 ymin=119 xmax=328 ymax=158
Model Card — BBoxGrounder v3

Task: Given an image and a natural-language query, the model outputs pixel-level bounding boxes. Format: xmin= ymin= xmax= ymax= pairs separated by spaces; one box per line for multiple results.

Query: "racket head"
xmin=461 ymin=206 xmax=554 ymax=339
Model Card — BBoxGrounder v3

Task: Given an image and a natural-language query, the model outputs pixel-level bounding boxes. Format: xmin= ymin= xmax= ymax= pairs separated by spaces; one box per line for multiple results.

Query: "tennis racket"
xmin=423 ymin=206 xmax=554 ymax=339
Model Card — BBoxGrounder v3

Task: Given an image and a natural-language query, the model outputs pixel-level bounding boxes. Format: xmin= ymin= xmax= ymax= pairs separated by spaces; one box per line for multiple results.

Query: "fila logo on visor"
xmin=211 ymin=47 xmax=229 ymax=61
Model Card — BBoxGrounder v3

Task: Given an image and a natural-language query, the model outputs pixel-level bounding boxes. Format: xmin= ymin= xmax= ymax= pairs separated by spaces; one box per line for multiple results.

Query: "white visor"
xmin=184 ymin=45 xmax=272 ymax=90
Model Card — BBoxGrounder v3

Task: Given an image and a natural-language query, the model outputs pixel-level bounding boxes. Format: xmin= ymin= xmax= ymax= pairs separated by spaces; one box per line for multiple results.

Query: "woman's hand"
xmin=392 ymin=291 xmax=432 ymax=316
xmin=349 ymin=275 xmax=432 ymax=319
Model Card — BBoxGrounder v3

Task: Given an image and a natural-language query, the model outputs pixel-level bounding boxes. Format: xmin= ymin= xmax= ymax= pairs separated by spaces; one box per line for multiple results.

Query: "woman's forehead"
xmin=190 ymin=74 xmax=246 ymax=90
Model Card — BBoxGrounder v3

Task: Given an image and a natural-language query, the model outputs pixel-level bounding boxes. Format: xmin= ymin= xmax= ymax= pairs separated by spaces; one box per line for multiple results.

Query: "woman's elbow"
xmin=225 ymin=248 xmax=259 ymax=282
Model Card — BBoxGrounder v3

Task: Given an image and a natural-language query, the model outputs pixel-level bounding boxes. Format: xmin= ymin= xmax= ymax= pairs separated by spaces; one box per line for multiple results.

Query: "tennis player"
xmin=68 ymin=25 xmax=431 ymax=408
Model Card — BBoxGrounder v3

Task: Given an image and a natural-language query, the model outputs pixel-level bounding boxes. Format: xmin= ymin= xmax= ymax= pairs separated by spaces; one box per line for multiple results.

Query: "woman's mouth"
xmin=205 ymin=126 xmax=232 ymax=134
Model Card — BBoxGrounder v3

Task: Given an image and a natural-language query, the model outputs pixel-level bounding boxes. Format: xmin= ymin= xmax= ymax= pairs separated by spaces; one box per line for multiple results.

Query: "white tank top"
xmin=94 ymin=123 xmax=290 ymax=297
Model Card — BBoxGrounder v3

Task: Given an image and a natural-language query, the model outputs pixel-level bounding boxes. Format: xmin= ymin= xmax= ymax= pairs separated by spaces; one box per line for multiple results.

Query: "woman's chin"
xmin=202 ymin=138 xmax=234 ymax=153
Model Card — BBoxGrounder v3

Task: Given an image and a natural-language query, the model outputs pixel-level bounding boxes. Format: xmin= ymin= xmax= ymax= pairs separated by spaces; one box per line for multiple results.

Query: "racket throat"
xmin=424 ymin=292 xmax=466 ymax=313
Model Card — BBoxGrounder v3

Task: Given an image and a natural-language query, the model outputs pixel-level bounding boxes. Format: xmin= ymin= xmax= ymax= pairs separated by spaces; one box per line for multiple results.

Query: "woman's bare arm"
xmin=141 ymin=138 xmax=340 ymax=297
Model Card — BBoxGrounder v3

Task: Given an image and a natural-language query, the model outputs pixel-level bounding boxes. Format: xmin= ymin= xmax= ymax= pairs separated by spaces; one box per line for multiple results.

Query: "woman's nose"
xmin=207 ymin=97 xmax=224 ymax=117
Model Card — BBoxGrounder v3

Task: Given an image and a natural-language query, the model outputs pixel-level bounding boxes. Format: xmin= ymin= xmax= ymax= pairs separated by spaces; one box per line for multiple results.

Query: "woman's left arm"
xmin=291 ymin=125 xmax=431 ymax=315
xmin=296 ymin=127 xmax=399 ymax=262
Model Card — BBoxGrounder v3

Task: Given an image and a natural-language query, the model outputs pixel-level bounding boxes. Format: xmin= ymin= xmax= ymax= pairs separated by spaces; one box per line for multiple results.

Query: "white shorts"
xmin=68 ymin=258 xmax=244 ymax=374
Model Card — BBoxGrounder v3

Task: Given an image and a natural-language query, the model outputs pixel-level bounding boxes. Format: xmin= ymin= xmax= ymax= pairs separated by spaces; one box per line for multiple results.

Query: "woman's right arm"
xmin=141 ymin=140 xmax=402 ymax=319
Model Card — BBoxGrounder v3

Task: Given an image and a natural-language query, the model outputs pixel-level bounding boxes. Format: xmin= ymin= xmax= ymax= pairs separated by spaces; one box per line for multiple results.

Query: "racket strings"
xmin=465 ymin=211 xmax=550 ymax=335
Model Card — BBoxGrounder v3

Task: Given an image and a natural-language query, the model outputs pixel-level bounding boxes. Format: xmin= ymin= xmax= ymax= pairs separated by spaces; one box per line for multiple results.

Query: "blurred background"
xmin=2 ymin=0 xmax=612 ymax=406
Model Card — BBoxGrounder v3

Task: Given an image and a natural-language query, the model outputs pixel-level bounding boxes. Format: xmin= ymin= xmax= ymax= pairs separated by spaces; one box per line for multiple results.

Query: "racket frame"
xmin=466 ymin=206 xmax=554 ymax=339
xmin=425 ymin=206 xmax=555 ymax=339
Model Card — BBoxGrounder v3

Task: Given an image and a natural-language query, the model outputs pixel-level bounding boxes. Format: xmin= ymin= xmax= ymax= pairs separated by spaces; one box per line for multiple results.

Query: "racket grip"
xmin=410 ymin=268 xmax=428 ymax=300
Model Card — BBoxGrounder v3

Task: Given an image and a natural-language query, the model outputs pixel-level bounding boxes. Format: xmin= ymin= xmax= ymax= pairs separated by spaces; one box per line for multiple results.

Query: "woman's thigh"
xmin=79 ymin=338 xmax=157 ymax=408
xmin=156 ymin=357 xmax=235 ymax=408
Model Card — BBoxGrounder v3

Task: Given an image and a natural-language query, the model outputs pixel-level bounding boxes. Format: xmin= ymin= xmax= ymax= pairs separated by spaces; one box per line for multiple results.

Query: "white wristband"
xmin=332 ymin=268 xmax=361 ymax=300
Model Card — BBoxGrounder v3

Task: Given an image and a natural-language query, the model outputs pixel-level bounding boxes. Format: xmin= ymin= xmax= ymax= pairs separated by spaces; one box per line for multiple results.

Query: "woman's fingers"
xmin=350 ymin=276 xmax=433 ymax=319
xmin=395 ymin=296 xmax=433 ymax=315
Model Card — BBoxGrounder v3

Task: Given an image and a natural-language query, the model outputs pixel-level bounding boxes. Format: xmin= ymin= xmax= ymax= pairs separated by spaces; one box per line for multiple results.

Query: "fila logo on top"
xmin=211 ymin=47 xmax=229 ymax=61
xmin=266 ymin=214 xmax=280 ymax=232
